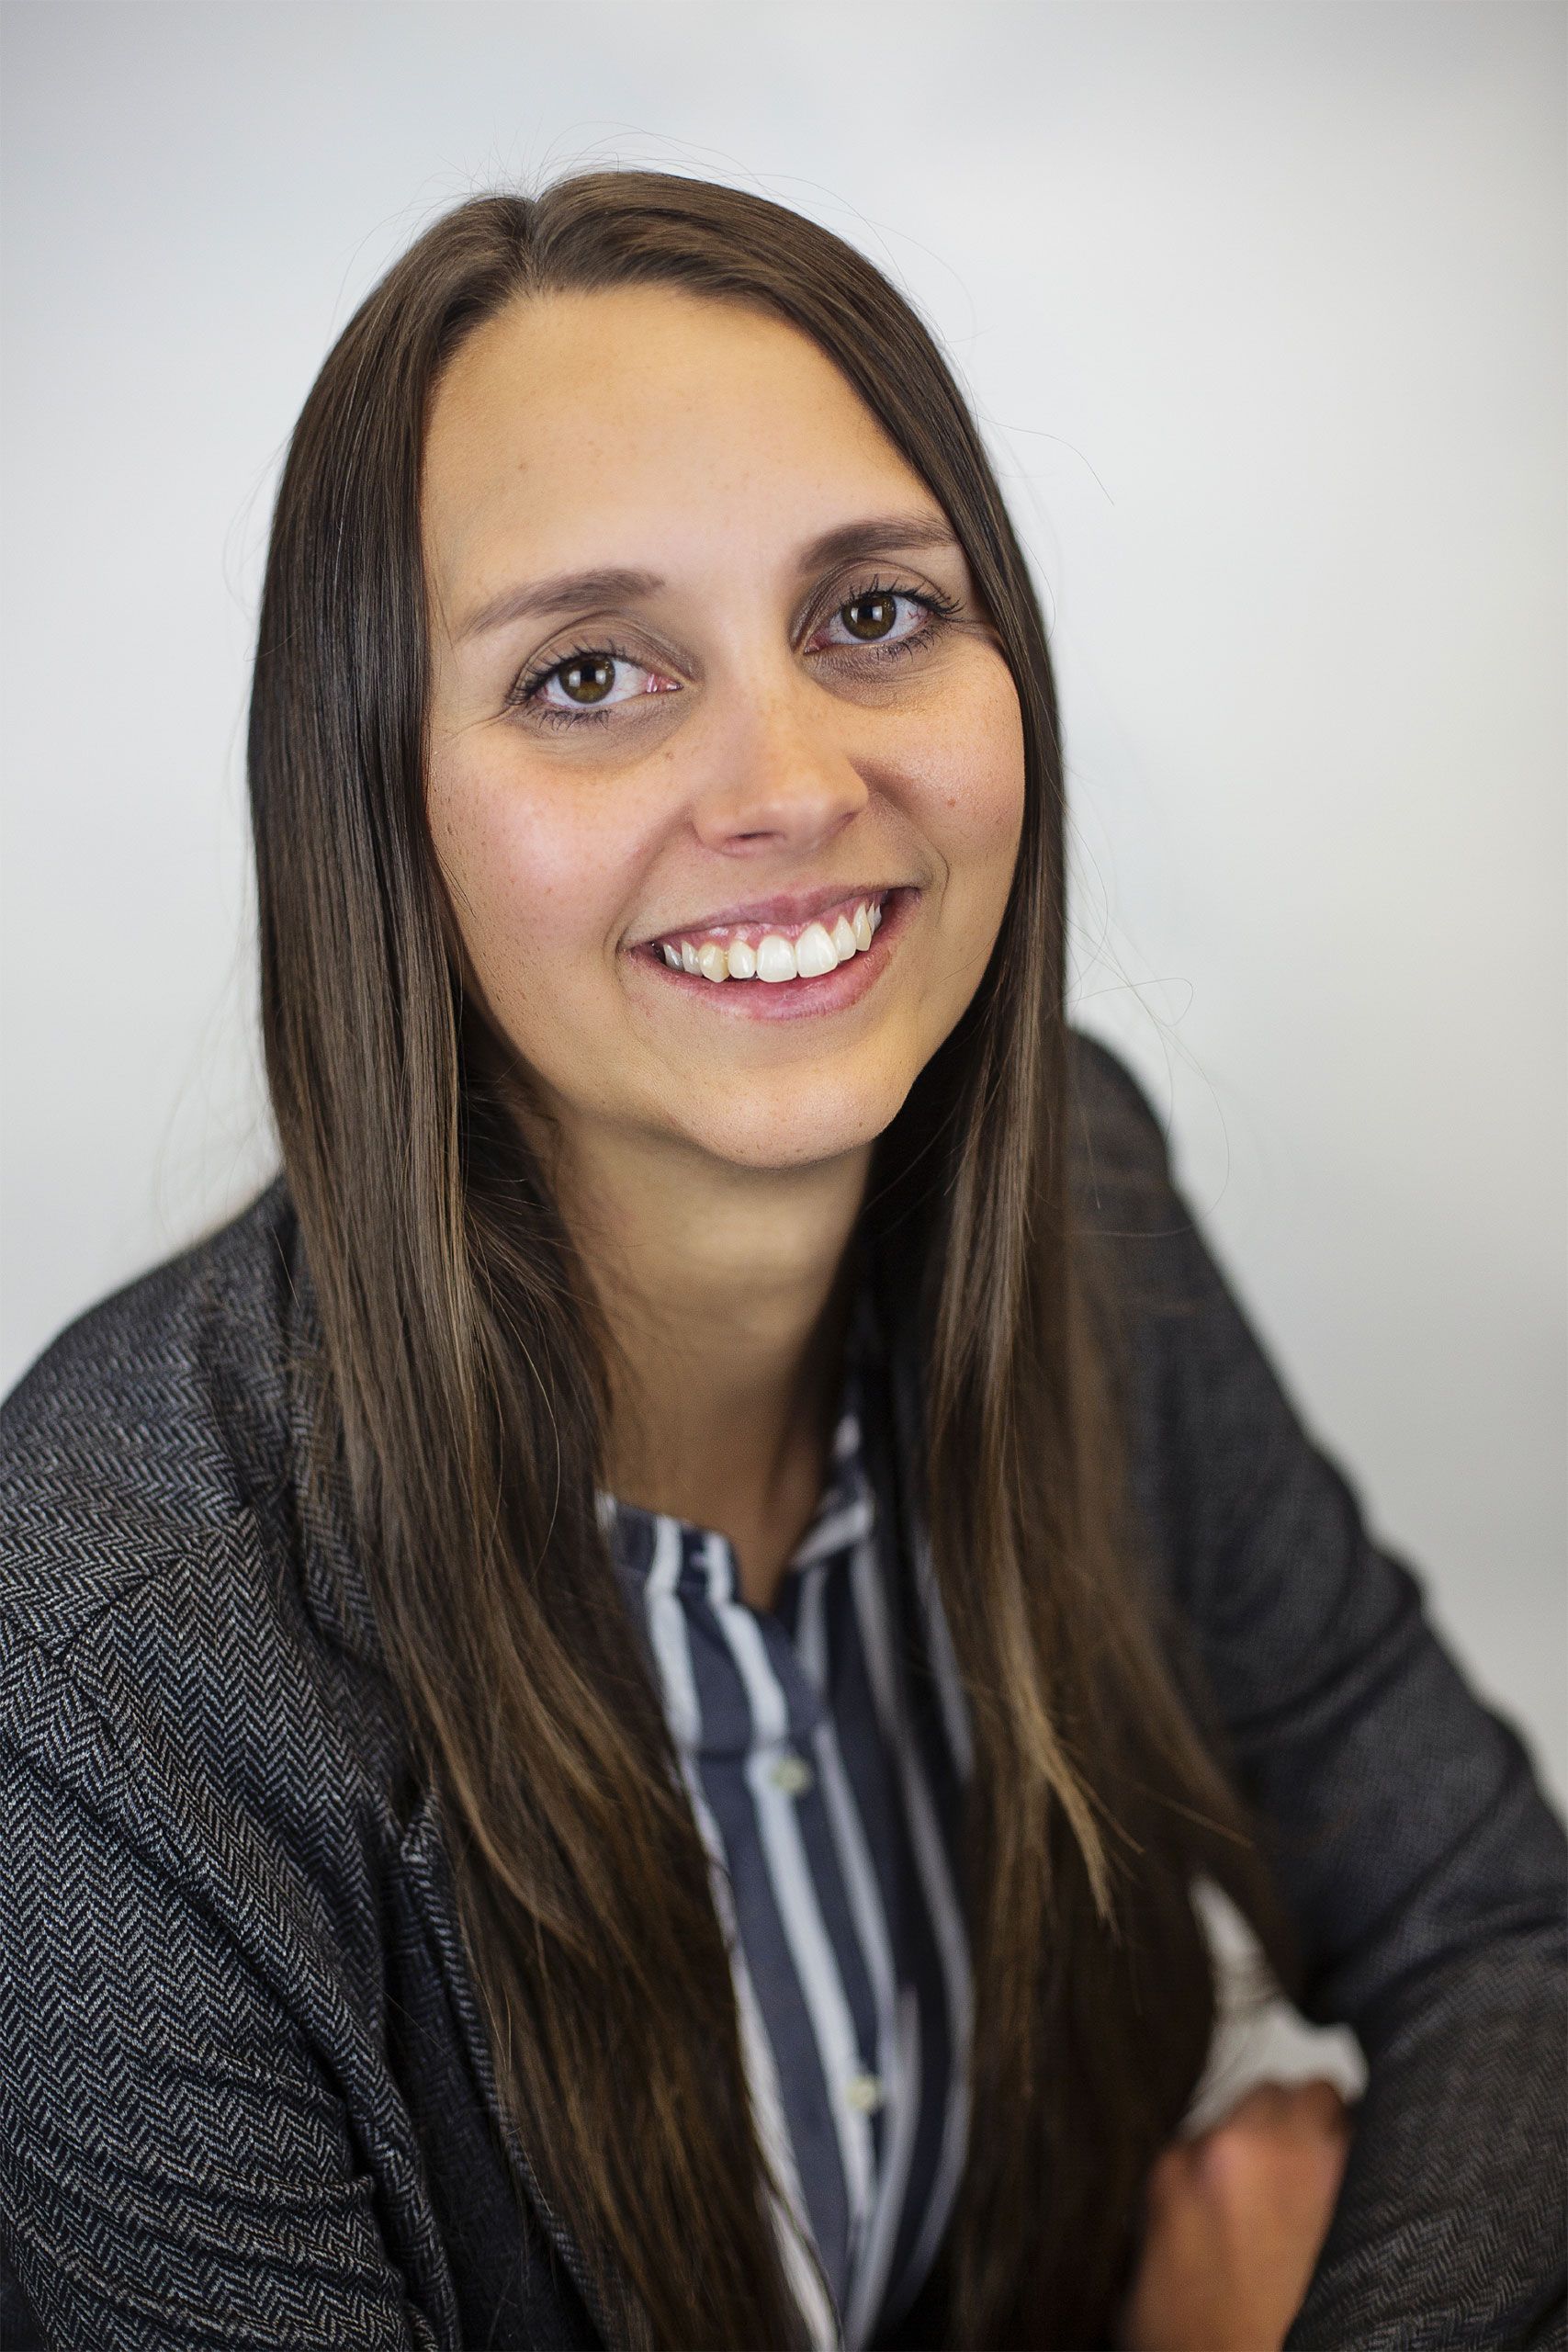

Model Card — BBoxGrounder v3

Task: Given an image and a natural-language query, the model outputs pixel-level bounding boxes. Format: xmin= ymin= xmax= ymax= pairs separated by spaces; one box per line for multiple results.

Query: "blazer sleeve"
xmin=0 ymin=1620 xmax=443 ymax=2352
xmin=1083 ymin=1039 xmax=1568 ymax=2352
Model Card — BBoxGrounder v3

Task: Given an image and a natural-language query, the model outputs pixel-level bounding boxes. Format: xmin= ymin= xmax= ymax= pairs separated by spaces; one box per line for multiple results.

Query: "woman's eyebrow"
xmin=455 ymin=565 xmax=663 ymax=644
xmin=453 ymin=511 xmax=961 ymax=645
xmin=793 ymin=509 xmax=961 ymax=576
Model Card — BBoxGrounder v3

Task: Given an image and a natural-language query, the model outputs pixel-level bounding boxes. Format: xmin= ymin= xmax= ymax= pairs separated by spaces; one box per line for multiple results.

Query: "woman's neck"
xmin=552 ymin=1116 xmax=873 ymax=1611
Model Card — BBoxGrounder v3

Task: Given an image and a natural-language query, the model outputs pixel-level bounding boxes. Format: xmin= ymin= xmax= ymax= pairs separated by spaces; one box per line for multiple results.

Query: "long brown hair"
xmin=249 ymin=172 xmax=1304 ymax=2350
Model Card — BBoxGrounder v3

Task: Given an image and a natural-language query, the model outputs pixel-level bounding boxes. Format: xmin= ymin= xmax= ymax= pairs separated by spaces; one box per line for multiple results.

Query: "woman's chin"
xmin=660 ymin=1061 xmax=916 ymax=1178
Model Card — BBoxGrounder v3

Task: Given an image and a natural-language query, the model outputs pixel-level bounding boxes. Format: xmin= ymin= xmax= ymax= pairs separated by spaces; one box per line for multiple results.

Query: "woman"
xmin=0 ymin=173 xmax=1562 ymax=2352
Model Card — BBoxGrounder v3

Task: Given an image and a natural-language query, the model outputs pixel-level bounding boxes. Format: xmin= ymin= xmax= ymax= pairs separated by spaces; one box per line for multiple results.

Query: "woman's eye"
xmin=508 ymin=641 xmax=682 ymax=728
xmin=814 ymin=585 xmax=951 ymax=658
xmin=529 ymin=650 xmax=669 ymax=714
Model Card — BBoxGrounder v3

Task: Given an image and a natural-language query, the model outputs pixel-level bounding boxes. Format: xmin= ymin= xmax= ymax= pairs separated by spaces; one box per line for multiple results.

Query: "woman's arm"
xmin=1117 ymin=2076 xmax=1354 ymax=2352
xmin=0 ymin=1623 xmax=446 ymax=2352
xmin=1078 ymin=1034 xmax=1568 ymax=2349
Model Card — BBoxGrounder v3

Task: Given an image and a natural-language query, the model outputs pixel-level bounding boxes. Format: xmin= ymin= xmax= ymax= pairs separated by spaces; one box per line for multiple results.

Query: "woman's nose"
xmin=686 ymin=688 xmax=870 ymax=858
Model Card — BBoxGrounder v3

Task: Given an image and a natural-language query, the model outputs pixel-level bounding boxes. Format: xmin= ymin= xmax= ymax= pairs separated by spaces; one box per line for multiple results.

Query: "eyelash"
xmin=505 ymin=573 xmax=964 ymax=730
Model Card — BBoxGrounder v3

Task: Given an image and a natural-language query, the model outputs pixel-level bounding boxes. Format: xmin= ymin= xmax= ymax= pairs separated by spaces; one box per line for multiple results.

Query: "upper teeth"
xmin=657 ymin=897 xmax=884 ymax=982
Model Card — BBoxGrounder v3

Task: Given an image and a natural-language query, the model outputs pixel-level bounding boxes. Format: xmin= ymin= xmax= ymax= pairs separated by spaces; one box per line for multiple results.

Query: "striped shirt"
xmin=600 ymin=1296 xmax=975 ymax=2350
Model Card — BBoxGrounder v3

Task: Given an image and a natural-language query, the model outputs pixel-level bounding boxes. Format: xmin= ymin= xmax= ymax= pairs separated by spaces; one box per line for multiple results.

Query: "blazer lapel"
xmin=396 ymin=1784 xmax=638 ymax=2351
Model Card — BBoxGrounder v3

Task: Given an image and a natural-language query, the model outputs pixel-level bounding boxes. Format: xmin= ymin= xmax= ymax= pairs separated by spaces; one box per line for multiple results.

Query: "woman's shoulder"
xmin=0 ymin=1178 xmax=304 ymax=1657
xmin=1065 ymin=1023 xmax=1184 ymax=1222
xmin=1 ymin=1182 xmax=421 ymax=2109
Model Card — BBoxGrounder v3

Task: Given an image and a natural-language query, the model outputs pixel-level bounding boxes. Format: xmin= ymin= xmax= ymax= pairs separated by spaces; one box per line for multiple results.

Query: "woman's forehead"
xmin=422 ymin=285 xmax=936 ymax=604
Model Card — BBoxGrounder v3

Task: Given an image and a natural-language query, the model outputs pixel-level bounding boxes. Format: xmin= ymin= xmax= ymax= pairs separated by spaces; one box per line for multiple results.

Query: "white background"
xmin=3 ymin=1 xmax=1562 ymax=1811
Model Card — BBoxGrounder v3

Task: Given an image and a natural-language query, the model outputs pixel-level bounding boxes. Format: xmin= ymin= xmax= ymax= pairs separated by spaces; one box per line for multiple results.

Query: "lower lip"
xmin=631 ymin=888 xmax=917 ymax=1023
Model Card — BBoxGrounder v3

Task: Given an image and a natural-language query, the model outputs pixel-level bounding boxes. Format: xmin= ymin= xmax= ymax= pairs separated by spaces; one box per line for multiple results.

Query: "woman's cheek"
xmin=919 ymin=673 xmax=1026 ymax=879
xmin=432 ymin=761 xmax=610 ymax=982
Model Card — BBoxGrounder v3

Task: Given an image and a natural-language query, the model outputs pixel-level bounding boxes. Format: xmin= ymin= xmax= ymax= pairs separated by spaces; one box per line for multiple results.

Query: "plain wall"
xmin=2 ymin=1 xmax=1562 ymax=1815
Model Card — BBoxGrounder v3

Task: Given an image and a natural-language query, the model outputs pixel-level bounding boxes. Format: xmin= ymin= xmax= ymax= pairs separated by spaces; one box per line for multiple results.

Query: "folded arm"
xmin=1085 ymin=1039 xmax=1568 ymax=2349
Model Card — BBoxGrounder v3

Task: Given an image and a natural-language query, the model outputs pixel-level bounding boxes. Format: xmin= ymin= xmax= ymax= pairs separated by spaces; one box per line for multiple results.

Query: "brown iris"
xmin=559 ymin=656 xmax=616 ymax=704
xmin=840 ymin=592 xmax=898 ymax=640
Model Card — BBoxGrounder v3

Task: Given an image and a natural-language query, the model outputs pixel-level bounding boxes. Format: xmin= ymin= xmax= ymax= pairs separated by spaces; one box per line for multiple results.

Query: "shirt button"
xmin=769 ymin=1750 xmax=814 ymax=1796
xmin=845 ymin=2070 xmax=885 ymax=2114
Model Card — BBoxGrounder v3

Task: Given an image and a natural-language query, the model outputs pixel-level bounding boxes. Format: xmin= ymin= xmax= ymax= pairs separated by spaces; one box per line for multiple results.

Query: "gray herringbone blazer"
xmin=2 ymin=1032 xmax=1564 ymax=2350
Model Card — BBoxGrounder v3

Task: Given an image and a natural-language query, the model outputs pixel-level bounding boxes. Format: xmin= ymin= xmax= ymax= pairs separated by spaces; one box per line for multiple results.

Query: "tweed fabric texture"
xmin=2 ymin=1028 xmax=1564 ymax=2349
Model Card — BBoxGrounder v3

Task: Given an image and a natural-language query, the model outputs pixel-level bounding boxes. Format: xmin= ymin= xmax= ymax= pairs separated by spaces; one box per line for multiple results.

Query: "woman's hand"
xmin=1114 ymin=2077 xmax=1355 ymax=2352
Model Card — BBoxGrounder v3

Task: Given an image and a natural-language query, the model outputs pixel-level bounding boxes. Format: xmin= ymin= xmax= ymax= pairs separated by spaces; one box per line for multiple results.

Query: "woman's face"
xmin=423 ymin=285 xmax=1026 ymax=1178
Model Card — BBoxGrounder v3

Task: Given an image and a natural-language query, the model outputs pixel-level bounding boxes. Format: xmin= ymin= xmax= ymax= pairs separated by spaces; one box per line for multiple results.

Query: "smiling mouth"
xmin=644 ymin=888 xmax=891 ymax=985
